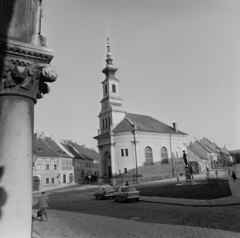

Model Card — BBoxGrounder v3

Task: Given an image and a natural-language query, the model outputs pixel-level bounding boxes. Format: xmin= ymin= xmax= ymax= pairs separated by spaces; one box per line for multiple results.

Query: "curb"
xmin=139 ymin=198 xmax=240 ymax=207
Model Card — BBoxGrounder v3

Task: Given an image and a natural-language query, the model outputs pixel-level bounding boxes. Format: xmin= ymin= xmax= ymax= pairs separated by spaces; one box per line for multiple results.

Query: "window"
xmin=46 ymin=178 xmax=49 ymax=184
xmin=112 ymin=84 xmax=116 ymax=93
xmin=125 ymin=149 xmax=128 ymax=156
xmin=52 ymin=178 xmax=54 ymax=184
xmin=145 ymin=147 xmax=153 ymax=164
xmin=46 ymin=164 xmax=49 ymax=170
xmin=63 ymin=174 xmax=66 ymax=183
xmin=37 ymin=162 xmax=41 ymax=170
xmin=54 ymin=164 xmax=57 ymax=170
xmin=102 ymin=119 xmax=105 ymax=129
xmin=124 ymin=168 xmax=127 ymax=173
xmin=161 ymin=147 xmax=168 ymax=163
xmin=105 ymin=85 xmax=108 ymax=94
xmin=105 ymin=118 xmax=108 ymax=127
xmin=108 ymin=117 xmax=111 ymax=126
xmin=121 ymin=149 xmax=124 ymax=157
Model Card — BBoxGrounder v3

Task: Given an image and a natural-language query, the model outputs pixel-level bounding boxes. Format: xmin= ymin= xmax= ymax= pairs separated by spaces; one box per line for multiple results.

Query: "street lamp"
xmin=131 ymin=124 xmax=138 ymax=183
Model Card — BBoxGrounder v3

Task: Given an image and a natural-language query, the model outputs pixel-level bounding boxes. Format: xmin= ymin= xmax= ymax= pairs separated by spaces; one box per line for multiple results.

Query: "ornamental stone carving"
xmin=0 ymin=60 xmax=57 ymax=101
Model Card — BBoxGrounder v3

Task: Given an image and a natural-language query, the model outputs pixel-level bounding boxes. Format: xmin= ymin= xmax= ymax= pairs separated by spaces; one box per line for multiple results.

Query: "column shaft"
xmin=0 ymin=95 xmax=34 ymax=238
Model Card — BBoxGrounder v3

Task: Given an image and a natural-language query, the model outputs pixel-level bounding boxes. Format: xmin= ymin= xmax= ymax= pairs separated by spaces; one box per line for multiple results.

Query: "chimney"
xmin=41 ymin=132 xmax=45 ymax=139
xmin=172 ymin=122 xmax=178 ymax=132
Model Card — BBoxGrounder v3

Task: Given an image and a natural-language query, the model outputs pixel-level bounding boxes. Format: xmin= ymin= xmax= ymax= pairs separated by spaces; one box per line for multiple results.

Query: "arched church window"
xmin=112 ymin=84 xmax=116 ymax=93
xmin=145 ymin=146 xmax=153 ymax=164
xmin=161 ymin=147 xmax=168 ymax=163
xmin=105 ymin=85 xmax=108 ymax=94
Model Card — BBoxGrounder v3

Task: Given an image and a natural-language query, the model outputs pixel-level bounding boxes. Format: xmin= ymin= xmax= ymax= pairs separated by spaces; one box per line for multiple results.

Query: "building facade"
xmin=33 ymin=133 xmax=74 ymax=191
xmin=94 ymin=44 xmax=188 ymax=185
xmin=61 ymin=140 xmax=100 ymax=183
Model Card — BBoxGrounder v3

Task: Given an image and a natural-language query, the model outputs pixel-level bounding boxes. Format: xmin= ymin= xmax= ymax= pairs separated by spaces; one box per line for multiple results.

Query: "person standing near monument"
xmin=39 ymin=192 xmax=50 ymax=221
xmin=231 ymin=171 xmax=237 ymax=182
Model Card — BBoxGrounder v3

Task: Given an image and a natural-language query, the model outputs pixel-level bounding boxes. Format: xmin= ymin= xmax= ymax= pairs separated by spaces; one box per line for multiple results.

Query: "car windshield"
xmin=121 ymin=187 xmax=136 ymax=192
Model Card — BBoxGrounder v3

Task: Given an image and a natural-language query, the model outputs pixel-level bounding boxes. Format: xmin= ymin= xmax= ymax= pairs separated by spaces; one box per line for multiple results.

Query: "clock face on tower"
xmin=104 ymin=103 xmax=108 ymax=110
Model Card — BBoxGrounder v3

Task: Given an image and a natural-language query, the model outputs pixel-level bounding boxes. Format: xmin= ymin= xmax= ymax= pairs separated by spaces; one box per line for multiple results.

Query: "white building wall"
xmin=112 ymin=132 xmax=187 ymax=183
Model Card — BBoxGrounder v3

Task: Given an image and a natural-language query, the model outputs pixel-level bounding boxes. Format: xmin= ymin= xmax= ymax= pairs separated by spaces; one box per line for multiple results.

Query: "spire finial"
xmin=107 ymin=37 xmax=111 ymax=58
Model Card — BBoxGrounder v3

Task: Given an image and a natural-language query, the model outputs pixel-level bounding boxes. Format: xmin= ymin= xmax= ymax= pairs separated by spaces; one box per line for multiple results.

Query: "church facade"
xmin=94 ymin=44 xmax=188 ymax=185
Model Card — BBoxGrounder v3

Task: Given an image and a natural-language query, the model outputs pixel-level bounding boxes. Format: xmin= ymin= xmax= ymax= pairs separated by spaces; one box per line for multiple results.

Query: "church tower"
xmin=98 ymin=41 xmax=125 ymax=135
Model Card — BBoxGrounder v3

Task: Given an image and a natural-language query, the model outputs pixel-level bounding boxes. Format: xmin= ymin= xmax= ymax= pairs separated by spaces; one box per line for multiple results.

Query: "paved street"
xmin=32 ymin=168 xmax=240 ymax=238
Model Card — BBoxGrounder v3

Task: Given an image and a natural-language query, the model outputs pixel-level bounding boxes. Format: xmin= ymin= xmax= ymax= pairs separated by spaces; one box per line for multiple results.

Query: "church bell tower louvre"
xmin=98 ymin=41 xmax=126 ymax=135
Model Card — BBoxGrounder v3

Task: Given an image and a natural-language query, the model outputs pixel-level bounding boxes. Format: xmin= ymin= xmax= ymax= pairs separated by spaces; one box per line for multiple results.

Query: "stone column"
xmin=0 ymin=1 xmax=57 ymax=237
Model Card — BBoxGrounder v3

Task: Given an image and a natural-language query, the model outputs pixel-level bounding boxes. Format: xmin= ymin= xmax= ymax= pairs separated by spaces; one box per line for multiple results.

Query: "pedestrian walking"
xmin=215 ymin=170 xmax=218 ymax=178
xmin=88 ymin=175 xmax=91 ymax=185
xmin=231 ymin=171 xmax=237 ymax=182
xmin=38 ymin=192 xmax=50 ymax=221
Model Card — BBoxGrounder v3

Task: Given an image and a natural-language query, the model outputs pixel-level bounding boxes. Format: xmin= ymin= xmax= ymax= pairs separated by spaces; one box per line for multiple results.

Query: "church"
xmin=94 ymin=43 xmax=188 ymax=185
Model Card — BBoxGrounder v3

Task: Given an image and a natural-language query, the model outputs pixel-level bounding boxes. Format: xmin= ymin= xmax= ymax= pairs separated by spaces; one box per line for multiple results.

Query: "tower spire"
xmin=102 ymin=38 xmax=118 ymax=76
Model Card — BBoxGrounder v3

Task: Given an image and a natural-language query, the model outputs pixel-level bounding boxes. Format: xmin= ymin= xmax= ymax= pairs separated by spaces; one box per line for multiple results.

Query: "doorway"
xmin=33 ymin=176 xmax=40 ymax=191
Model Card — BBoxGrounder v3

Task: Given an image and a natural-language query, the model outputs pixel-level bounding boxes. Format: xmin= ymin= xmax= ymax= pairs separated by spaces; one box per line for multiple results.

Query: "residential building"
xmin=188 ymin=139 xmax=212 ymax=170
xmin=187 ymin=145 xmax=209 ymax=173
xmin=33 ymin=133 xmax=74 ymax=191
xmin=61 ymin=140 xmax=100 ymax=183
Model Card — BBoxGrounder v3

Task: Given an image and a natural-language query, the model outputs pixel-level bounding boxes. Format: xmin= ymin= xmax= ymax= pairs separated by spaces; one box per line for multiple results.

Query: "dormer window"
xmin=112 ymin=84 xmax=116 ymax=93
xmin=105 ymin=85 xmax=108 ymax=94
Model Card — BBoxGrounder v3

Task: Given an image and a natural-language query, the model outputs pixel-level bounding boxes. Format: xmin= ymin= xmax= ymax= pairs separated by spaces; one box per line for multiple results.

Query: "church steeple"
xmin=102 ymin=40 xmax=118 ymax=78
xmin=98 ymin=40 xmax=125 ymax=135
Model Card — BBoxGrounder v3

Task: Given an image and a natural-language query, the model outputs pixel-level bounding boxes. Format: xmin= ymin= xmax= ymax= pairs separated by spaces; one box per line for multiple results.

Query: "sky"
xmin=35 ymin=0 xmax=240 ymax=151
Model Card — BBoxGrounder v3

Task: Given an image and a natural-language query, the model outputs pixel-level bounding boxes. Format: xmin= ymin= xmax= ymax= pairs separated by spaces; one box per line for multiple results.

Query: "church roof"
xmin=113 ymin=113 xmax=187 ymax=135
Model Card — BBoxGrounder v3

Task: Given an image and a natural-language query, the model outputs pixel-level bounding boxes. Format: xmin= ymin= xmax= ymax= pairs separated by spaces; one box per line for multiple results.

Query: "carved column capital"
xmin=0 ymin=60 xmax=57 ymax=103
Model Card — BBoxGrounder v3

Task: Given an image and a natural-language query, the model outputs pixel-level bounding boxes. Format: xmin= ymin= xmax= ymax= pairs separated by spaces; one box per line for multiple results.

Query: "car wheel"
xmin=122 ymin=197 xmax=127 ymax=203
xmin=135 ymin=198 xmax=139 ymax=202
xmin=115 ymin=197 xmax=118 ymax=202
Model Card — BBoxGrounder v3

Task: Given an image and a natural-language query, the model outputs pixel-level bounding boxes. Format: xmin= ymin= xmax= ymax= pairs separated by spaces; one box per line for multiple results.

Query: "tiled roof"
xmin=60 ymin=143 xmax=85 ymax=159
xmin=33 ymin=134 xmax=59 ymax=157
xmin=113 ymin=113 xmax=187 ymax=135
xmin=221 ymin=147 xmax=230 ymax=155
xmin=44 ymin=137 xmax=72 ymax=158
xmin=187 ymin=145 xmax=208 ymax=160
xmin=201 ymin=139 xmax=221 ymax=153
xmin=68 ymin=141 xmax=100 ymax=161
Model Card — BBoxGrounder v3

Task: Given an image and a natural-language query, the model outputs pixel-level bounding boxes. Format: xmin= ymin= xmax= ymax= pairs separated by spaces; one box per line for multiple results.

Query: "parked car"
xmin=114 ymin=186 xmax=140 ymax=202
xmin=94 ymin=185 xmax=115 ymax=199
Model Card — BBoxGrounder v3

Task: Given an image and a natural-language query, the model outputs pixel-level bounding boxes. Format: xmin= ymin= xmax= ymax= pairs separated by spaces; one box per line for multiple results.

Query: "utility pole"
xmin=131 ymin=124 xmax=138 ymax=183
